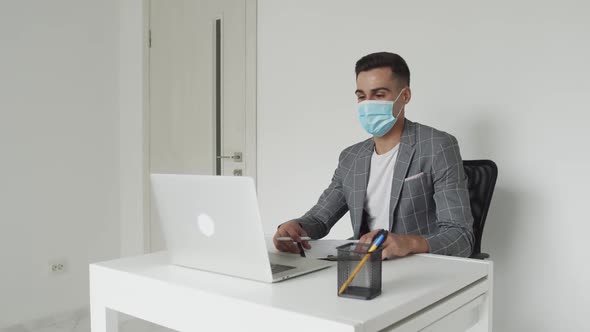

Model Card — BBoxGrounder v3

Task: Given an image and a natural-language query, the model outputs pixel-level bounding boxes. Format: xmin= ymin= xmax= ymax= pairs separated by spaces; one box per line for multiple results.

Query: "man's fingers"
xmin=382 ymin=246 xmax=397 ymax=260
xmin=358 ymin=234 xmax=371 ymax=245
xmin=276 ymin=240 xmax=298 ymax=253
xmin=273 ymin=221 xmax=311 ymax=253
xmin=277 ymin=240 xmax=292 ymax=252
xmin=380 ymin=237 xmax=412 ymax=259
xmin=273 ymin=234 xmax=282 ymax=251
xmin=285 ymin=226 xmax=311 ymax=250
xmin=298 ymin=228 xmax=311 ymax=249
xmin=285 ymin=227 xmax=306 ymax=250
xmin=274 ymin=238 xmax=290 ymax=252
xmin=359 ymin=230 xmax=379 ymax=245
xmin=274 ymin=228 xmax=295 ymax=252
xmin=285 ymin=228 xmax=303 ymax=243
xmin=357 ymin=232 xmax=375 ymax=254
xmin=358 ymin=235 xmax=368 ymax=245
xmin=287 ymin=242 xmax=303 ymax=253
xmin=277 ymin=233 xmax=298 ymax=253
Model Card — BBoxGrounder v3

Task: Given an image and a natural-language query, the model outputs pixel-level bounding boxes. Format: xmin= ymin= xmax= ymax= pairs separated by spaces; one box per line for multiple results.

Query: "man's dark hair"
xmin=355 ymin=52 xmax=410 ymax=87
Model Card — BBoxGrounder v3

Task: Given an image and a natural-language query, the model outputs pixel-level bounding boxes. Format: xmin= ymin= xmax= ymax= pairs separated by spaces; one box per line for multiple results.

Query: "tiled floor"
xmin=1 ymin=310 xmax=174 ymax=332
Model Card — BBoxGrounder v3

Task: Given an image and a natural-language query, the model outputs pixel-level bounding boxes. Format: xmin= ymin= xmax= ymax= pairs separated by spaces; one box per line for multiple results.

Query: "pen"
xmin=277 ymin=236 xmax=311 ymax=241
xmin=296 ymin=242 xmax=306 ymax=258
xmin=338 ymin=230 xmax=388 ymax=295
xmin=276 ymin=237 xmax=309 ymax=257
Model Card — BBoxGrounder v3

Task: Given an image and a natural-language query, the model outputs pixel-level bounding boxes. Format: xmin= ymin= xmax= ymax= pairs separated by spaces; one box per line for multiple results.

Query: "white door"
xmin=148 ymin=0 xmax=256 ymax=251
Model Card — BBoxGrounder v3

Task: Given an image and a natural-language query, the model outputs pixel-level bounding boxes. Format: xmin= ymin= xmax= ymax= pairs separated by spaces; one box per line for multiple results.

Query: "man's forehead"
xmin=356 ymin=67 xmax=396 ymax=89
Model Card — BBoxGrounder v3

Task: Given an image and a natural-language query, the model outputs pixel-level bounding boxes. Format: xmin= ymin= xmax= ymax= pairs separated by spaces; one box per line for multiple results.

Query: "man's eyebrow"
xmin=370 ymin=87 xmax=392 ymax=93
xmin=355 ymin=87 xmax=392 ymax=95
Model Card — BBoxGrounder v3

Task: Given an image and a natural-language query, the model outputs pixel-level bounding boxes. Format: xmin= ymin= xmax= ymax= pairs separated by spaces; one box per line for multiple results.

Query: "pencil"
xmin=338 ymin=230 xmax=388 ymax=295
xmin=338 ymin=252 xmax=371 ymax=295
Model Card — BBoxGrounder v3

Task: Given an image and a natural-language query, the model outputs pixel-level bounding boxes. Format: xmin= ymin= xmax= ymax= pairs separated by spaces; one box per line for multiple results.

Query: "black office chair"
xmin=463 ymin=160 xmax=498 ymax=260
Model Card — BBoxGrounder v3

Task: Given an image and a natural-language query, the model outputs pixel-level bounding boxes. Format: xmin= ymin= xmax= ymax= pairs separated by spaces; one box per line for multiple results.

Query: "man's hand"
xmin=359 ymin=229 xmax=429 ymax=260
xmin=273 ymin=220 xmax=312 ymax=254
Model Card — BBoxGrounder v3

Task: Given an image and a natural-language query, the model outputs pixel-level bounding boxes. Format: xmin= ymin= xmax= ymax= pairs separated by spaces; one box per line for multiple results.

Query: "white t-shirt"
xmin=364 ymin=144 xmax=399 ymax=231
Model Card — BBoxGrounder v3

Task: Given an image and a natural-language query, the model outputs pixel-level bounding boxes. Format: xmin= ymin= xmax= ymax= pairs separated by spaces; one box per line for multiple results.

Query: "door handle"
xmin=216 ymin=152 xmax=242 ymax=162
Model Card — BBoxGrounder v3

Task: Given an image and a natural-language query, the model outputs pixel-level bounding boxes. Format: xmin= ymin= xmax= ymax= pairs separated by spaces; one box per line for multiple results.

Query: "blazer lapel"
xmin=388 ymin=120 xmax=416 ymax=231
xmin=351 ymin=139 xmax=374 ymax=238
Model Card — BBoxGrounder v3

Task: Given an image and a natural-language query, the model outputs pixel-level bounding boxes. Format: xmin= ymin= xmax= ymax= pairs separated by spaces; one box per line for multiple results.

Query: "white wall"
xmin=0 ymin=0 xmax=120 ymax=326
xmin=257 ymin=0 xmax=590 ymax=331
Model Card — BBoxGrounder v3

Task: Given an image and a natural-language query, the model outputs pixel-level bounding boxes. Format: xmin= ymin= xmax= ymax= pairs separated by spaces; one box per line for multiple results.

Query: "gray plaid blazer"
xmin=296 ymin=119 xmax=474 ymax=257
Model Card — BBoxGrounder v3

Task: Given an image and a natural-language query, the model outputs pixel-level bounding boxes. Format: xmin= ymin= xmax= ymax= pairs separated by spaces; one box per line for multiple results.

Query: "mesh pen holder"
xmin=337 ymin=243 xmax=382 ymax=300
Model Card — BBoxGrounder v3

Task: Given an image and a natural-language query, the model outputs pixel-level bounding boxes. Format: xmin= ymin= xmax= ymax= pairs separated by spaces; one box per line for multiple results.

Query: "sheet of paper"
xmin=304 ymin=239 xmax=359 ymax=259
xmin=265 ymin=235 xmax=357 ymax=259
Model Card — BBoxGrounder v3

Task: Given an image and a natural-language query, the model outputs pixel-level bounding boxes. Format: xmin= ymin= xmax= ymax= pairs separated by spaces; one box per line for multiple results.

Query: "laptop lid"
xmin=150 ymin=174 xmax=274 ymax=283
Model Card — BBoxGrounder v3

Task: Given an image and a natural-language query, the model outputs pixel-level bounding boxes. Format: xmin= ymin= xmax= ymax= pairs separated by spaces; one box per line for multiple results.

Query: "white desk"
xmin=90 ymin=252 xmax=492 ymax=332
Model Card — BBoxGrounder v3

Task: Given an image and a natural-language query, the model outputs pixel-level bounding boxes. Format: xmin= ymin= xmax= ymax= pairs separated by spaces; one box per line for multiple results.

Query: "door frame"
xmin=118 ymin=0 xmax=152 ymax=257
xmin=119 ymin=0 xmax=257 ymax=254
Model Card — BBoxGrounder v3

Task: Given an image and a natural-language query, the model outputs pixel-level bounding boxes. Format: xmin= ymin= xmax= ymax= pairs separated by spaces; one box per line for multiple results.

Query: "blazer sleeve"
xmin=425 ymin=135 xmax=475 ymax=257
xmin=294 ymin=149 xmax=350 ymax=239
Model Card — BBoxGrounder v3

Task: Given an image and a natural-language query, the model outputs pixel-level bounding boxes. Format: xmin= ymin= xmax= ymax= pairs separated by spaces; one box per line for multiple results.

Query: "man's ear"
xmin=403 ymin=87 xmax=412 ymax=104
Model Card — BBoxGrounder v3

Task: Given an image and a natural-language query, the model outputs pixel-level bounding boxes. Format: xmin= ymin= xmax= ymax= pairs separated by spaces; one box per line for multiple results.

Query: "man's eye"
xmin=376 ymin=94 xmax=385 ymax=98
xmin=357 ymin=96 xmax=366 ymax=101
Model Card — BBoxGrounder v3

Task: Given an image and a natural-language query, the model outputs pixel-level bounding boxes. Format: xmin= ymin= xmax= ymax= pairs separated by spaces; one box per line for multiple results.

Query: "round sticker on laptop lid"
xmin=197 ymin=213 xmax=215 ymax=237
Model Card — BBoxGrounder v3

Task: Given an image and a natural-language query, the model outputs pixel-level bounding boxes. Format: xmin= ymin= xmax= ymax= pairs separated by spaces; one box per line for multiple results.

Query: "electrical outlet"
xmin=49 ymin=260 xmax=67 ymax=274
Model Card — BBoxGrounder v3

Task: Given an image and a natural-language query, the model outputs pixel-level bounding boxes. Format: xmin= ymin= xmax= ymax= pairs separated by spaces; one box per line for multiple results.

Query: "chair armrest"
xmin=470 ymin=252 xmax=490 ymax=260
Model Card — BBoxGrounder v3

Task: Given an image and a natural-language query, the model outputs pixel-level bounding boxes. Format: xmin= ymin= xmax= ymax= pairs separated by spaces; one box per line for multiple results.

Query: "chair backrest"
xmin=463 ymin=160 xmax=498 ymax=258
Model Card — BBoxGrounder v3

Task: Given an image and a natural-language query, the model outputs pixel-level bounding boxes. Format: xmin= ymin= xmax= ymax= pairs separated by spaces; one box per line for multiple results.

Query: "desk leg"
xmin=486 ymin=261 xmax=493 ymax=331
xmin=90 ymin=304 xmax=118 ymax=332
xmin=469 ymin=261 xmax=494 ymax=332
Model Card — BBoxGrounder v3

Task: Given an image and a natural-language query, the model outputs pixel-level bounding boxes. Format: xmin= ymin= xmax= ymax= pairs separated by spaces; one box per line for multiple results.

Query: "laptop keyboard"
xmin=270 ymin=263 xmax=296 ymax=274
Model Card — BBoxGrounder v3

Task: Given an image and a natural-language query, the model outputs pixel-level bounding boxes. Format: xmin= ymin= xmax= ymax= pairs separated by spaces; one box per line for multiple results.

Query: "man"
xmin=273 ymin=52 xmax=474 ymax=259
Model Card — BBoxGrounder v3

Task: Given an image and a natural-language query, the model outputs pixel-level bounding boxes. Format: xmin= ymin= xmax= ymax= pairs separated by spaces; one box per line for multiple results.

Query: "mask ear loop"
xmin=392 ymin=87 xmax=406 ymax=118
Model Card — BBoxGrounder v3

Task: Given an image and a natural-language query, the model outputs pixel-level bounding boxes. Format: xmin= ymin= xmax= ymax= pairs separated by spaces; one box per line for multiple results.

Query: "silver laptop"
xmin=150 ymin=174 xmax=334 ymax=283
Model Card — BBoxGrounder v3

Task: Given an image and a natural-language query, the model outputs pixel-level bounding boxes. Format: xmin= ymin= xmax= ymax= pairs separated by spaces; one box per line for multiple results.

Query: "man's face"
xmin=355 ymin=67 xmax=410 ymax=116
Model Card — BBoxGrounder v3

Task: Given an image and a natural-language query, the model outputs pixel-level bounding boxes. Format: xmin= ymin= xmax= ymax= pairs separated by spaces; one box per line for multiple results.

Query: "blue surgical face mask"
xmin=358 ymin=89 xmax=405 ymax=137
